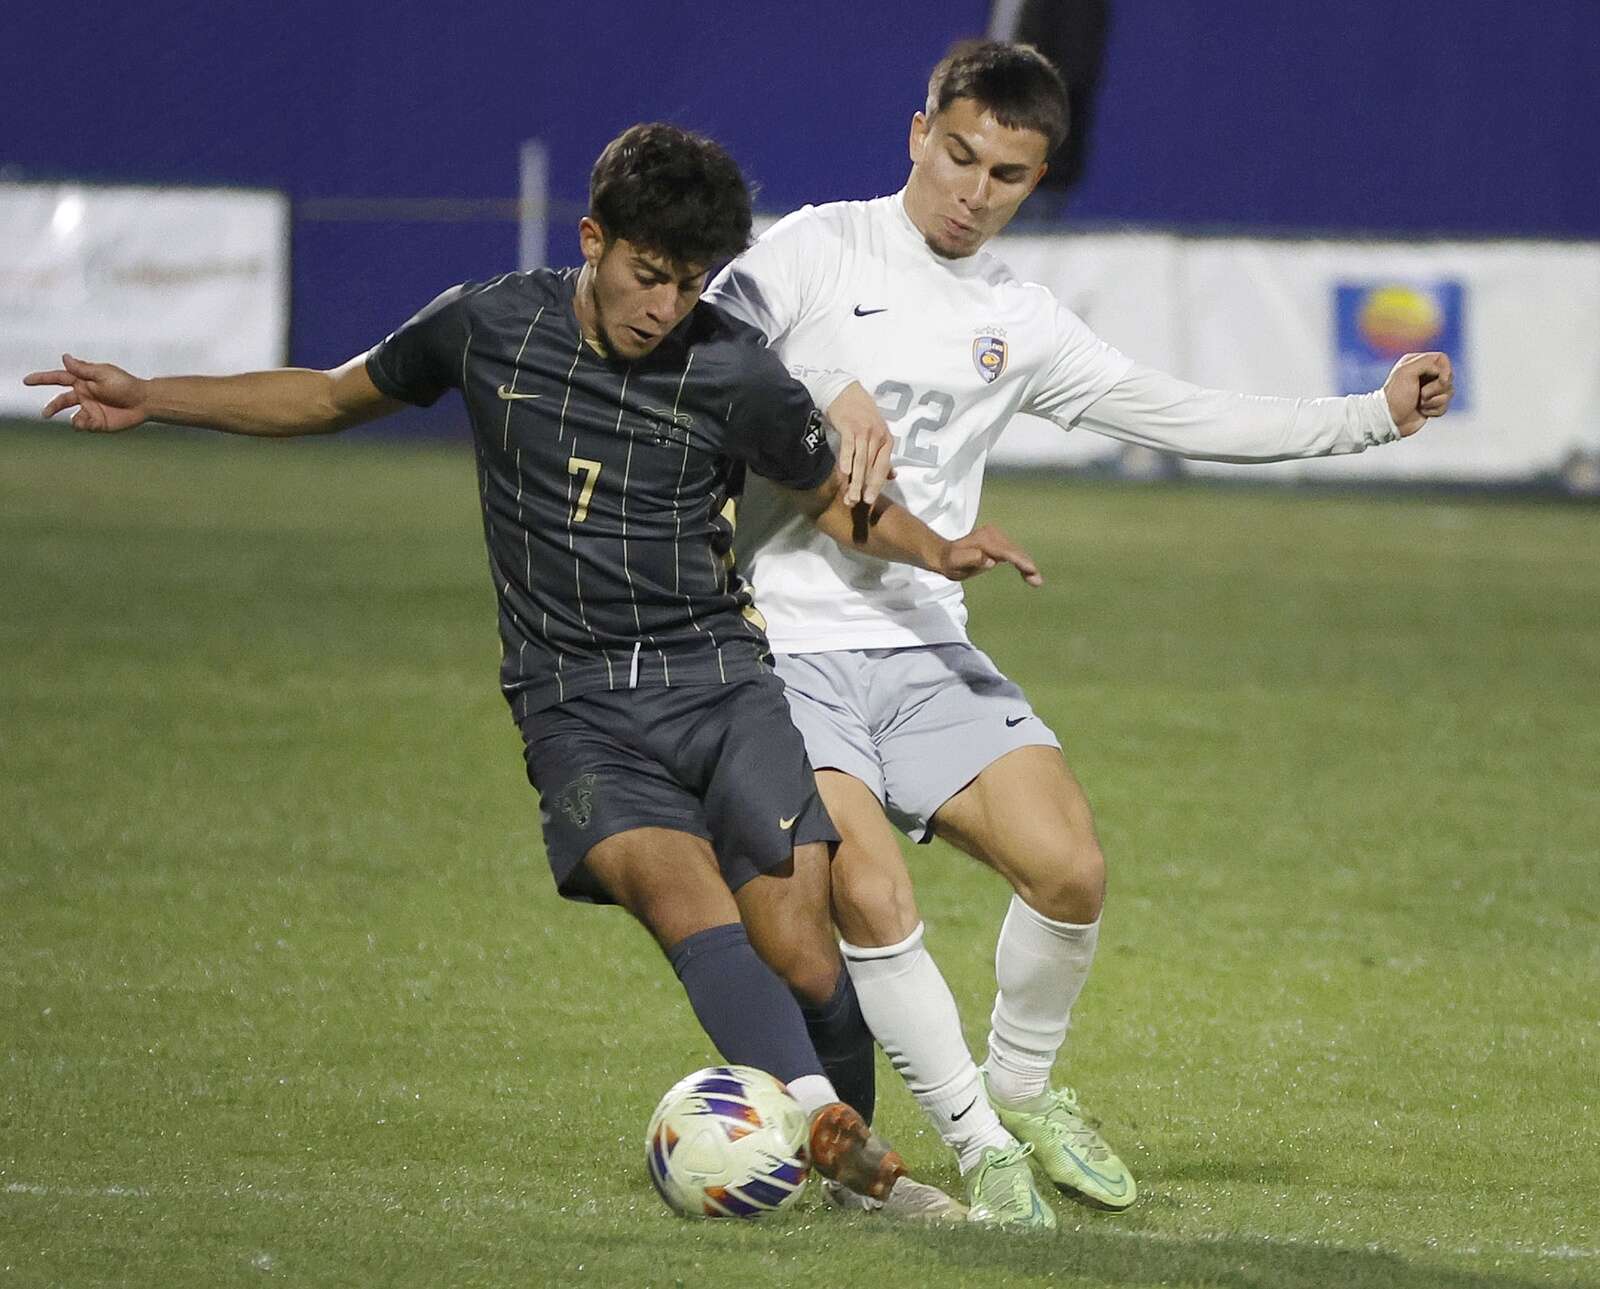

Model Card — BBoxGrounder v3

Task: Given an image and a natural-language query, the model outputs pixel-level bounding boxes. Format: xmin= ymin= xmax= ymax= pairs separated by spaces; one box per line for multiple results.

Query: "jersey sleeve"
xmin=365 ymin=282 xmax=475 ymax=407
xmin=723 ymin=344 xmax=837 ymax=491
xmin=704 ymin=209 xmax=859 ymax=412
xmin=1021 ymin=299 xmax=1137 ymax=429
xmin=1074 ymin=362 xmax=1402 ymax=461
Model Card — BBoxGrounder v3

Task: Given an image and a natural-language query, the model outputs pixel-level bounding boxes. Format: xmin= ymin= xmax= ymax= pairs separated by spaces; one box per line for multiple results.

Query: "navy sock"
xmin=798 ymin=966 xmax=876 ymax=1124
xmin=667 ymin=923 xmax=823 ymax=1086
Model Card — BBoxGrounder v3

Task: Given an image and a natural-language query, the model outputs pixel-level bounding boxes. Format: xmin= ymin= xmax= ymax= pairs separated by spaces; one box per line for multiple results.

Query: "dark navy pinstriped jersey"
xmin=366 ymin=267 xmax=834 ymax=717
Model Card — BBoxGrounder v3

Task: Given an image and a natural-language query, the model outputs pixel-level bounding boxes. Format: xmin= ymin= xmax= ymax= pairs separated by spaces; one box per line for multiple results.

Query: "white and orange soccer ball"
xmin=645 ymin=1065 xmax=811 ymax=1218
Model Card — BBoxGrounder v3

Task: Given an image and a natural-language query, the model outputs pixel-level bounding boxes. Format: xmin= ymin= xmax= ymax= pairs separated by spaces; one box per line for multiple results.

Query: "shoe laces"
xmin=1044 ymin=1087 xmax=1111 ymax=1162
xmin=984 ymin=1141 xmax=1034 ymax=1171
xmin=974 ymin=1142 xmax=1035 ymax=1201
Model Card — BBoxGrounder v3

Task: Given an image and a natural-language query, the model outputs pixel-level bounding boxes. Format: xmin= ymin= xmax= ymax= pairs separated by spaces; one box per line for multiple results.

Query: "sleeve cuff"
xmin=1363 ymin=389 xmax=1403 ymax=445
xmin=364 ymin=346 xmax=437 ymax=408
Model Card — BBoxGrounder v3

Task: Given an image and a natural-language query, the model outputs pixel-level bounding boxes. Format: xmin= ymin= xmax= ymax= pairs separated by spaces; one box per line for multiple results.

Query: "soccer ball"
xmin=645 ymin=1064 xmax=811 ymax=1218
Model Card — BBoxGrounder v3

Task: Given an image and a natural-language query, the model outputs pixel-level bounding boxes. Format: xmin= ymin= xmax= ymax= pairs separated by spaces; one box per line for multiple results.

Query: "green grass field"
xmin=3 ymin=424 xmax=1596 ymax=1288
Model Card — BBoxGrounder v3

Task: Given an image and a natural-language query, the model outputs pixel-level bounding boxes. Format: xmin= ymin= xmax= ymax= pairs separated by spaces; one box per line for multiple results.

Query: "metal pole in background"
xmin=518 ymin=139 xmax=549 ymax=271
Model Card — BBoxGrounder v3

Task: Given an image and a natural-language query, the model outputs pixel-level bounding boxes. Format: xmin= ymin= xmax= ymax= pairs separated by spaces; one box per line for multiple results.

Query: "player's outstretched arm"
xmin=23 ymin=353 xmax=404 ymax=437
xmin=792 ymin=475 xmax=1042 ymax=586
xmin=1065 ymin=352 xmax=1456 ymax=464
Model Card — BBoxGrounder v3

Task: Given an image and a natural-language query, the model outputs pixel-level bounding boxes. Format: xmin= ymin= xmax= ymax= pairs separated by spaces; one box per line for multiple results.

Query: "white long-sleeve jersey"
xmin=704 ymin=192 xmax=1401 ymax=653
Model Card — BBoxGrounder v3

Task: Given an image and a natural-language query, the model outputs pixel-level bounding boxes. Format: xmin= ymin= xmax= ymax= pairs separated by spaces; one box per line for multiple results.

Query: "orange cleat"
xmin=806 ymin=1102 xmax=907 ymax=1201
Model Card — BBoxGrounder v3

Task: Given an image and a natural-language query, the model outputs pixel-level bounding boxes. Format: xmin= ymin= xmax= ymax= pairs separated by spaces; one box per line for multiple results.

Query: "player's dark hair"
xmin=926 ymin=40 xmax=1070 ymax=155
xmin=588 ymin=123 xmax=753 ymax=269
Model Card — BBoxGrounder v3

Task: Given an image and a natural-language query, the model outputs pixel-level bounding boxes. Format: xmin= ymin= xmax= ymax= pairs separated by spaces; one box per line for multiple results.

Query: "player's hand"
xmin=826 ymin=382 xmax=897 ymax=507
xmin=1382 ymin=351 xmax=1454 ymax=437
xmin=938 ymin=524 xmax=1043 ymax=586
xmin=23 ymin=354 xmax=151 ymax=433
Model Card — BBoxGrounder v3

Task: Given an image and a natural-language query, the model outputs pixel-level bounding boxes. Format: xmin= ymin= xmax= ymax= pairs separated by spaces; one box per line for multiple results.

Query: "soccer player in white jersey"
xmin=705 ymin=41 xmax=1454 ymax=1227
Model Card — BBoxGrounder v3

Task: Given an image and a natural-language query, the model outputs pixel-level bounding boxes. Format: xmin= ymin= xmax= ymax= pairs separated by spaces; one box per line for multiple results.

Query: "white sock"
xmin=787 ymin=1073 xmax=839 ymax=1118
xmin=984 ymin=896 xmax=1100 ymax=1108
xmin=843 ymin=923 xmax=1016 ymax=1174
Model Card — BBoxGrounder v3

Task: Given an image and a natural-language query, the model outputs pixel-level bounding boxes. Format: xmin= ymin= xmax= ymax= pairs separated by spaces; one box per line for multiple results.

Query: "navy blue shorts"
xmin=518 ymin=672 xmax=839 ymax=904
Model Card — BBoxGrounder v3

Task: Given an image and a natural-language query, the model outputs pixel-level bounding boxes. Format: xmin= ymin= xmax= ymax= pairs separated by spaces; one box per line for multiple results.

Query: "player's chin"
xmin=615 ymin=326 xmax=666 ymax=360
xmin=935 ymin=232 xmax=980 ymax=258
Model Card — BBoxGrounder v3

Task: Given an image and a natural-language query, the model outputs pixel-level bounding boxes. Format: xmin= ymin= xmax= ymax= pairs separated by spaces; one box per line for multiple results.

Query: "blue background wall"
xmin=5 ymin=0 xmax=1594 ymax=372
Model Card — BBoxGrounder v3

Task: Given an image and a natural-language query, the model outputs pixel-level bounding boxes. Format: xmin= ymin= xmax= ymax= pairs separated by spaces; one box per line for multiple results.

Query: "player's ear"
xmin=908 ymin=111 xmax=931 ymax=164
xmin=577 ymin=217 xmax=608 ymax=268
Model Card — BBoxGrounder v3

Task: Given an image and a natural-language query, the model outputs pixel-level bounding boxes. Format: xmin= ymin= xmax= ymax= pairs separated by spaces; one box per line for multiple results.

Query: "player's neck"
xmin=572 ymin=265 xmax=610 ymax=357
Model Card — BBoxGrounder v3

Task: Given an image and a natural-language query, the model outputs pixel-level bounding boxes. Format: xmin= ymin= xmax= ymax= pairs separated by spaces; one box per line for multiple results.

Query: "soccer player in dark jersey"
xmin=25 ymin=123 xmax=1041 ymax=1219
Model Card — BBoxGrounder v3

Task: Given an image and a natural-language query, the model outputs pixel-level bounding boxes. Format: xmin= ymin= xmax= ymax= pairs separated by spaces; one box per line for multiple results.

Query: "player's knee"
xmin=831 ymin=845 xmax=919 ymax=947
xmin=631 ymin=890 xmax=721 ymax=949
xmin=615 ymin=862 xmax=731 ymax=948
xmin=1015 ymin=841 xmax=1105 ymax=924
xmin=758 ymin=935 xmax=844 ymax=1005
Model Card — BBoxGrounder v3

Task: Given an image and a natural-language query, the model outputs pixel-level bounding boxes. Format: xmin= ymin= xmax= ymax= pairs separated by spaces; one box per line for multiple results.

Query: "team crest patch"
xmin=553 ymin=773 xmax=598 ymax=829
xmin=973 ymin=335 xmax=1008 ymax=383
xmin=639 ymin=406 xmax=694 ymax=447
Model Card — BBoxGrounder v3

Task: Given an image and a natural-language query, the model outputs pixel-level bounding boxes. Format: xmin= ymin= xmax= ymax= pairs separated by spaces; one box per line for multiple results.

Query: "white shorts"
xmin=772 ymin=643 xmax=1061 ymax=843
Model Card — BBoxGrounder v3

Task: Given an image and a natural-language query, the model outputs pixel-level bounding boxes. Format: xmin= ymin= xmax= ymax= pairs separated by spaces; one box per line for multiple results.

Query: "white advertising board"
xmin=987 ymin=229 xmax=1600 ymax=480
xmin=0 ymin=183 xmax=289 ymax=417
xmin=986 ymin=230 xmax=1185 ymax=467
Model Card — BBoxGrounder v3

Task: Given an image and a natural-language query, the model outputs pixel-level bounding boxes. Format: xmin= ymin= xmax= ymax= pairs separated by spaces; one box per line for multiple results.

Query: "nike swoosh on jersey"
xmin=778 ymin=814 xmax=798 ymax=830
xmin=1005 ymin=715 xmax=1030 ymax=727
xmin=496 ymin=384 xmax=543 ymax=401
xmin=852 ymin=305 xmax=889 ymax=317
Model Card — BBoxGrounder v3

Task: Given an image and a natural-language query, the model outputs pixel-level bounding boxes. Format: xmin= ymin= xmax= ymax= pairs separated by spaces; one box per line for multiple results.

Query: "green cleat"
xmin=962 ymin=1143 xmax=1057 ymax=1230
xmin=983 ymin=1075 xmax=1137 ymax=1211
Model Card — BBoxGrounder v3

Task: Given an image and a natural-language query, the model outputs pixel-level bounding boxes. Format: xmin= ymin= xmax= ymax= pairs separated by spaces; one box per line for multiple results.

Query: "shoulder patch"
xmin=802 ymin=409 xmax=826 ymax=455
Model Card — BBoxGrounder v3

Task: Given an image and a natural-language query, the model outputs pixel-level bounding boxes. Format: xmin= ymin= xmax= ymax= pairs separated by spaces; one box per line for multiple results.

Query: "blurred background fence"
xmin=3 ymin=0 xmax=1597 ymax=483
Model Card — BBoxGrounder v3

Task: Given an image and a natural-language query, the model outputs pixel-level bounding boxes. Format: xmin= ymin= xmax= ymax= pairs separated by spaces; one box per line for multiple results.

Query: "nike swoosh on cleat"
xmin=496 ymin=384 xmax=543 ymax=401
xmin=778 ymin=815 xmax=798 ymax=830
xmin=1005 ymin=715 xmax=1029 ymax=727
xmin=1058 ymin=1142 xmax=1130 ymax=1195
xmin=951 ymin=1097 xmax=979 ymax=1121
xmin=852 ymin=305 xmax=889 ymax=317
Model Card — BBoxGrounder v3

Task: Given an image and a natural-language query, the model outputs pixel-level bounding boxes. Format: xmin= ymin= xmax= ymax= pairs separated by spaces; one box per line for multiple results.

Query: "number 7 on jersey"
xmin=567 ymin=456 xmax=602 ymax=523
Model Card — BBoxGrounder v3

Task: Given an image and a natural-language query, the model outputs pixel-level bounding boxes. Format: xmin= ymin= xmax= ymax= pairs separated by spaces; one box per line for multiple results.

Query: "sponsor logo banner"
xmin=1335 ymin=280 xmax=1467 ymax=410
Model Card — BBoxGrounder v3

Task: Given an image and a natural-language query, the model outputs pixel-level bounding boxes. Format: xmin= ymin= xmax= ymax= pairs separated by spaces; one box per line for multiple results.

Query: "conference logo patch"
xmin=1335 ymin=281 xmax=1466 ymax=409
xmin=972 ymin=335 xmax=1008 ymax=384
